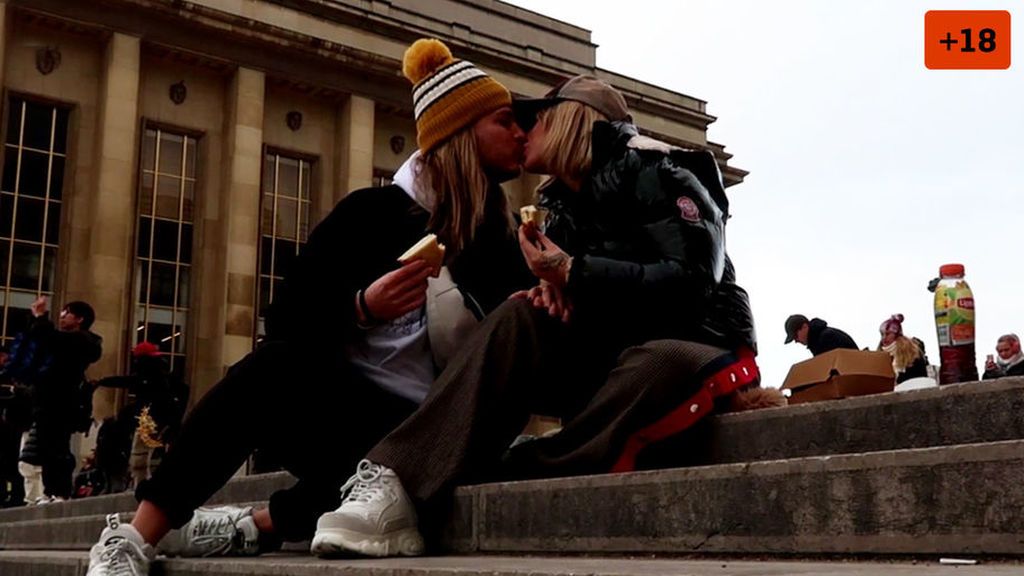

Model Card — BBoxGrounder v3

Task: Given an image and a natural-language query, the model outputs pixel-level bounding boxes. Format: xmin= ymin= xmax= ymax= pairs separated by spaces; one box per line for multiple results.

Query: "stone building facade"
xmin=0 ymin=0 xmax=746 ymax=416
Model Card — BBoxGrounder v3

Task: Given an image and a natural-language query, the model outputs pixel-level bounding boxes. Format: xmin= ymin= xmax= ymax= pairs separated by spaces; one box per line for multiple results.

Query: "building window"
xmin=133 ymin=127 xmax=197 ymax=379
xmin=372 ymin=168 xmax=393 ymax=188
xmin=0 ymin=97 xmax=69 ymax=348
xmin=255 ymin=152 xmax=312 ymax=342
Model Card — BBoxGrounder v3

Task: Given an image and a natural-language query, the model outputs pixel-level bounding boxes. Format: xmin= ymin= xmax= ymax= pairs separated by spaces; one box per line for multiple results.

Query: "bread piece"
xmin=397 ymin=233 xmax=446 ymax=277
xmin=520 ymin=205 xmax=545 ymax=227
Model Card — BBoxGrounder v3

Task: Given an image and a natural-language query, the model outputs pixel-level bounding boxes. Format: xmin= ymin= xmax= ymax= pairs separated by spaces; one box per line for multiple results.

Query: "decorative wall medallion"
xmin=35 ymin=47 xmax=62 ymax=75
xmin=390 ymin=135 xmax=405 ymax=154
xmin=169 ymin=81 xmax=187 ymax=105
xmin=286 ymin=111 xmax=303 ymax=131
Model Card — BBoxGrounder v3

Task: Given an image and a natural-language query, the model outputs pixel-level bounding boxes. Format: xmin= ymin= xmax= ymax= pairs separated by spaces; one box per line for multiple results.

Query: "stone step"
xmin=444 ymin=439 xmax=1024 ymax=556
xmin=4 ymin=440 xmax=1024 ymax=557
xmin=706 ymin=377 xmax=1024 ymax=465
xmin=3 ymin=377 xmax=1019 ymax=526
xmin=1 ymin=551 xmax=1022 ymax=576
xmin=2 ymin=378 xmax=1020 ymax=551
xmin=0 ymin=472 xmax=292 ymax=524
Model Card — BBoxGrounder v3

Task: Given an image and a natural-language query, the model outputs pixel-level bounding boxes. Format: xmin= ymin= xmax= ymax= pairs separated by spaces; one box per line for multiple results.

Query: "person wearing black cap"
xmin=784 ymin=314 xmax=858 ymax=356
xmin=313 ymin=74 xmax=780 ymax=558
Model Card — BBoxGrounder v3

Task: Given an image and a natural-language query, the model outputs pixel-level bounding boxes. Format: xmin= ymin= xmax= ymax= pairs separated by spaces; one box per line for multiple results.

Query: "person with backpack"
xmin=15 ymin=297 xmax=102 ymax=503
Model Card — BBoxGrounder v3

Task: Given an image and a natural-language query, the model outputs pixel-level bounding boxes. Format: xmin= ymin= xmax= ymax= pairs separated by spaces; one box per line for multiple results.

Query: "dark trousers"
xmin=369 ymin=299 xmax=732 ymax=508
xmin=35 ymin=424 xmax=74 ymax=499
xmin=0 ymin=422 xmax=24 ymax=505
xmin=135 ymin=341 xmax=416 ymax=542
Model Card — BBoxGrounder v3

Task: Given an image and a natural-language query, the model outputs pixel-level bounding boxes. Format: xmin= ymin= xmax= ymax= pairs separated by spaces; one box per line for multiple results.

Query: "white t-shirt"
xmin=346 ymin=152 xmax=435 ymax=404
xmin=347 ymin=307 xmax=433 ymax=404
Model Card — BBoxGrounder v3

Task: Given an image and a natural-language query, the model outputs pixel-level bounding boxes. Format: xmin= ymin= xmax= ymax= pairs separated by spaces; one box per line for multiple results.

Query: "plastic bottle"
xmin=931 ymin=264 xmax=978 ymax=384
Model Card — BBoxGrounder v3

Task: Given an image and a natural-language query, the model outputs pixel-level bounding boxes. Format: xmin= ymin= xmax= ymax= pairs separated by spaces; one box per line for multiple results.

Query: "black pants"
xmin=0 ymin=422 xmax=24 ymax=505
xmin=369 ymin=299 xmax=731 ymax=508
xmin=135 ymin=341 xmax=416 ymax=542
xmin=33 ymin=424 xmax=74 ymax=499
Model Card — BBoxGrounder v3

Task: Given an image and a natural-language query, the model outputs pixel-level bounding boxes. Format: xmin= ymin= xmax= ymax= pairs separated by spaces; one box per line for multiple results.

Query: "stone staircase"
xmin=2 ymin=377 xmax=1023 ymax=574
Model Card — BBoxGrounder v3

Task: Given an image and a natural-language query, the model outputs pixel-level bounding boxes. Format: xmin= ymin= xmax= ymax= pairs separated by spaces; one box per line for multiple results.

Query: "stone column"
xmin=333 ymin=94 xmax=374 ymax=207
xmin=193 ymin=67 xmax=264 ymax=402
xmin=78 ymin=33 xmax=141 ymax=419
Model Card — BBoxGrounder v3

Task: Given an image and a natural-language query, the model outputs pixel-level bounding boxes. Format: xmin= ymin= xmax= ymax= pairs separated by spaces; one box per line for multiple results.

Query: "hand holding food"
xmin=397 ymin=233 xmax=446 ymax=278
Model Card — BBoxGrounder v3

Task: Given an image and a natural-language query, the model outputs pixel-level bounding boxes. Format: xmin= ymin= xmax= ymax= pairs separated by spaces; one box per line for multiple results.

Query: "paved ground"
xmin=1 ymin=551 xmax=1020 ymax=576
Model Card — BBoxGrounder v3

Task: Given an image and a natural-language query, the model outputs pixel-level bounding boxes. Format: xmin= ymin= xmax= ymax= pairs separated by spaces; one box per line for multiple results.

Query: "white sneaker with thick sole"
xmin=311 ymin=459 xmax=424 ymax=558
xmin=159 ymin=505 xmax=260 ymax=557
xmin=87 ymin=514 xmax=155 ymax=576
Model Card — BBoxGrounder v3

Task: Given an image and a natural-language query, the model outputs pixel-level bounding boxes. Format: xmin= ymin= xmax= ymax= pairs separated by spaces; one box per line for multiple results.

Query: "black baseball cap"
xmin=513 ymin=74 xmax=631 ymax=131
xmin=784 ymin=314 xmax=809 ymax=344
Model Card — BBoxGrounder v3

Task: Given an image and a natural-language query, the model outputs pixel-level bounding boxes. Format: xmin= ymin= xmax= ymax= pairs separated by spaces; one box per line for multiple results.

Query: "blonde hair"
xmin=535 ymin=101 xmax=607 ymax=184
xmin=880 ymin=335 xmax=923 ymax=373
xmin=417 ymin=129 xmax=509 ymax=255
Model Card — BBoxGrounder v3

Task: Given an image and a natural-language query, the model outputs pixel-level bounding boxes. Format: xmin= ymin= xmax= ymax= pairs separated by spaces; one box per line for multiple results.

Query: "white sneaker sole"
xmin=310 ymin=526 xmax=424 ymax=558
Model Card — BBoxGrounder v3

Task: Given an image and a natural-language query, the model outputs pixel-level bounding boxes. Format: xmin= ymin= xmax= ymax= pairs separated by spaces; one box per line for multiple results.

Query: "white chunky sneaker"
xmin=87 ymin=514 xmax=155 ymax=576
xmin=311 ymin=459 xmax=424 ymax=558
xmin=159 ymin=505 xmax=260 ymax=557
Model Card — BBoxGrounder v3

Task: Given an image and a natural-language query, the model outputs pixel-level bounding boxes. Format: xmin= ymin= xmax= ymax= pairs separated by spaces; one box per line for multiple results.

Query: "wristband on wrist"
xmin=357 ymin=289 xmax=378 ymax=326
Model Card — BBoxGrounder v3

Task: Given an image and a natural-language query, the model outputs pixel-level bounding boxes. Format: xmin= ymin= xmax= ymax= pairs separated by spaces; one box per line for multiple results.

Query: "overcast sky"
xmin=504 ymin=0 xmax=1024 ymax=387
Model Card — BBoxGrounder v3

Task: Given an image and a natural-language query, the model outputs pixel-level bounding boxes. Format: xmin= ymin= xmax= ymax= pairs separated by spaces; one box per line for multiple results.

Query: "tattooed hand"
xmin=518 ymin=223 xmax=572 ymax=288
xmin=508 ymin=280 xmax=573 ymax=323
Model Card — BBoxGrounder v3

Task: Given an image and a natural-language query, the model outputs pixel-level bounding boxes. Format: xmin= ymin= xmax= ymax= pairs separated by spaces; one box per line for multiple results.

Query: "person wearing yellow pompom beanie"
xmin=312 ymin=76 xmax=770 ymax=560
xmin=84 ymin=38 xmax=534 ymax=576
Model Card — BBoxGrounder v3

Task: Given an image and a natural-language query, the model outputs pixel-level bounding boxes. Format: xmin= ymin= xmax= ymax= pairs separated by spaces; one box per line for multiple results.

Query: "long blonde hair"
xmin=417 ymin=130 xmax=508 ymax=255
xmin=535 ymin=101 xmax=608 ymax=184
xmin=880 ymin=335 xmax=923 ymax=373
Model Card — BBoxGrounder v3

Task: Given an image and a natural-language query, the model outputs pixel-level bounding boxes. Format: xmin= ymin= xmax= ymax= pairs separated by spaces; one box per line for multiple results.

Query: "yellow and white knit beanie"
xmin=404 ymin=38 xmax=511 ymax=153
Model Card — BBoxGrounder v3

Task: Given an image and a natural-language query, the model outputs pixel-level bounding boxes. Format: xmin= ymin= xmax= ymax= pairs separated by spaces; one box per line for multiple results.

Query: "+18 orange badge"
xmin=925 ymin=10 xmax=1011 ymax=69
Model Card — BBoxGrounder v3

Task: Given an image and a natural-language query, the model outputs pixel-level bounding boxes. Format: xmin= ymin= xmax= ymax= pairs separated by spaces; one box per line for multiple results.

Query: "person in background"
xmin=983 ymin=334 xmax=1024 ymax=379
xmin=95 ymin=342 xmax=188 ymax=488
xmin=17 ymin=297 xmax=102 ymax=504
xmin=876 ymin=314 xmax=929 ymax=384
xmin=0 ymin=344 xmax=29 ymax=507
xmin=784 ymin=314 xmax=857 ymax=356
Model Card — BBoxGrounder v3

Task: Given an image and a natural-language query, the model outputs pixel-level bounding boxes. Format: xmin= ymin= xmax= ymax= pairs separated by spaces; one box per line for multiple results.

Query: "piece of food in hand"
xmin=397 ymin=233 xmax=446 ymax=277
xmin=520 ymin=205 xmax=546 ymax=227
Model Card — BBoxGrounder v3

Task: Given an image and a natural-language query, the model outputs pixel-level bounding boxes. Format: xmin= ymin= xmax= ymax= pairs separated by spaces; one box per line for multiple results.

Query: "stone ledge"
xmin=448 ymin=439 xmax=1024 ymax=556
xmin=706 ymin=377 xmax=1024 ymax=464
xmin=2 ymin=551 xmax=1024 ymax=576
xmin=0 ymin=472 xmax=291 ymax=524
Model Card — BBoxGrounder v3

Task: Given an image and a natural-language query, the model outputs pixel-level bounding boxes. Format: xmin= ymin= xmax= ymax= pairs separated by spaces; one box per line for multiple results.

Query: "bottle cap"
xmin=939 ymin=263 xmax=965 ymax=277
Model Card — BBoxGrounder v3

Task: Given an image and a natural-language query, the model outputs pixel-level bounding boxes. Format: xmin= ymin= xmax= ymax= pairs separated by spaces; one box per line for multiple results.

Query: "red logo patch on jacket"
xmin=676 ymin=196 xmax=700 ymax=223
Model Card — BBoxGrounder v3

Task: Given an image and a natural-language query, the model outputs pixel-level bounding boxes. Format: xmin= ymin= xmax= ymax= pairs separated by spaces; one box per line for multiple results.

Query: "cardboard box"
xmin=781 ymin=349 xmax=896 ymax=404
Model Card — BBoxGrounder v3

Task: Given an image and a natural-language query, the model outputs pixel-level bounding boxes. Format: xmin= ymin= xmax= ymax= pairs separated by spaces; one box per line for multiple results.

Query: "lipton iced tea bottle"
xmin=932 ymin=264 xmax=978 ymax=384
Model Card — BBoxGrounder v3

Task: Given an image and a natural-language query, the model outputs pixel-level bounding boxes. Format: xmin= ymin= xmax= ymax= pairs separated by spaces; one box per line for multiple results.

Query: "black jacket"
xmin=983 ymin=359 xmax=1024 ymax=380
xmin=19 ymin=316 xmax=102 ymax=426
xmin=19 ymin=422 xmax=41 ymax=465
xmin=265 ymin=184 xmax=532 ymax=354
xmin=97 ymin=355 xmax=188 ymax=442
xmin=806 ymin=318 xmax=858 ymax=356
xmin=541 ymin=121 xmax=756 ymax=353
xmin=896 ymin=355 xmax=930 ymax=384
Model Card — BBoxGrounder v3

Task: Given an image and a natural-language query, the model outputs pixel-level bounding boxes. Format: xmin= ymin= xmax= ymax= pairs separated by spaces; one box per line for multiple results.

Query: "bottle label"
xmin=934 ymin=281 xmax=975 ymax=346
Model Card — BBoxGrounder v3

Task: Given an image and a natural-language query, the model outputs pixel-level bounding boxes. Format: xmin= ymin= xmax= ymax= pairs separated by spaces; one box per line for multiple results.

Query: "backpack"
xmin=72 ymin=379 xmax=96 ymax=434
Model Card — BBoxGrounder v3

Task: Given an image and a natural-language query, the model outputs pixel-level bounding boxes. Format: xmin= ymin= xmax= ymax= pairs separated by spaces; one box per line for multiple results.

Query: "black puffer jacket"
xmin=540 ymin=121 xmax=756 ymax=353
